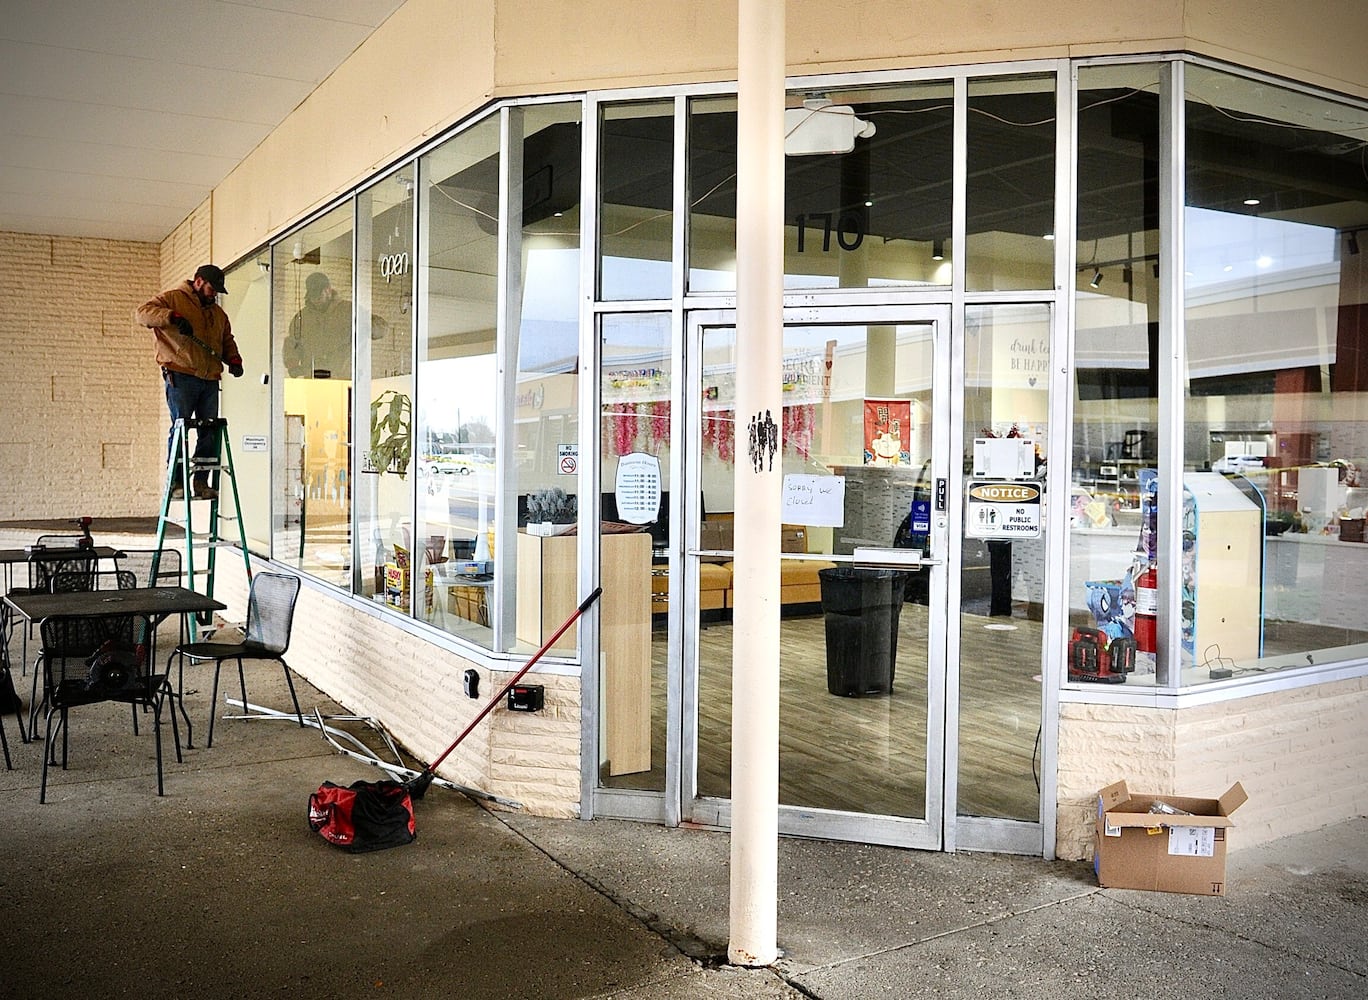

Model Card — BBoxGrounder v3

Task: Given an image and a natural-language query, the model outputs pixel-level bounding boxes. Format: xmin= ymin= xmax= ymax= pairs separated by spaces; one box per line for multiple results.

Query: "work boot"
xmin=192 ymin=480 xmax=218 ymax=501
xmin=170 ymin=484 xmax=185 ymax=500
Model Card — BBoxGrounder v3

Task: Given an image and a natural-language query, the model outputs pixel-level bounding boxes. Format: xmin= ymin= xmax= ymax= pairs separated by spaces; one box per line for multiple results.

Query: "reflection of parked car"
xmin=426 ymin=455 xmax=476 ymax=475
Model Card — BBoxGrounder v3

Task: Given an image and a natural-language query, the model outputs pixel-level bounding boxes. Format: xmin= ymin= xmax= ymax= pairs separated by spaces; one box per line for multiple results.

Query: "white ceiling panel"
xmin=0 ymin=0 xmax=406 ymax=242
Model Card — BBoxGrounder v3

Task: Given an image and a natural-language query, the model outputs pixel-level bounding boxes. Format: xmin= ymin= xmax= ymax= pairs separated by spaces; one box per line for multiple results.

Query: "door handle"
xmin=852 ymin=546 xmax=944 ymax=569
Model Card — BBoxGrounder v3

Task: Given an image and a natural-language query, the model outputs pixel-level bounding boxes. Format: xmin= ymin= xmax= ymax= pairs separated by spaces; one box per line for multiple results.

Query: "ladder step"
xmin=155 ymin=417 xmax=251 ymax=647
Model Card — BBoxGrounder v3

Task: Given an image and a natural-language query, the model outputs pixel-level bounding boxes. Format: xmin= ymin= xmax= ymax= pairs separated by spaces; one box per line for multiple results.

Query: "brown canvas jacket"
xmin=136 ymin=280 xmax=240 ymax=380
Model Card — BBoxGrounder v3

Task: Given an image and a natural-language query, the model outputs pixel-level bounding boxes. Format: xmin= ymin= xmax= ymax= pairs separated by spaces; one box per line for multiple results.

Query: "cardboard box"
xmin=385 ymin=561 xmax=434 ymax=612
xmin=1094 ymin=779 xmax=1248 ymax=895
xmin=384 ymin=562 xmax=407 ymax=606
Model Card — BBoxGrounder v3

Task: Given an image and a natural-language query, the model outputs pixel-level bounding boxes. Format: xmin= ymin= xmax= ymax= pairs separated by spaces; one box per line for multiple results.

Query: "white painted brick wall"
xmin=0 ymin=231 xmax=163 ymax=519
xmin=1055 ymin=677 xmax=1368 ymax=860
xmin=160 ymin=200 xmax=213 ymax=291
xmin=212 ymin=555 xmax=584 ymax=818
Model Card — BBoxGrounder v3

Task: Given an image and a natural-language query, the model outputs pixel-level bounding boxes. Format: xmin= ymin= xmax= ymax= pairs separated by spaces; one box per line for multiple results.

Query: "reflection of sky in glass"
xmin=522 ymin=246 xmax=579 ymax=319
xmin=1184 ymin=207 xmax=1337 ymax=287
xmin=420 ymin=355 xmax=496 ymax=434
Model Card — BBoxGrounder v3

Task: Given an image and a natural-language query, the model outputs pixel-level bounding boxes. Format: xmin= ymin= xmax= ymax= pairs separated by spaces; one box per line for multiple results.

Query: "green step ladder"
xmin=154 ymin=417 xmax=253 ymax=640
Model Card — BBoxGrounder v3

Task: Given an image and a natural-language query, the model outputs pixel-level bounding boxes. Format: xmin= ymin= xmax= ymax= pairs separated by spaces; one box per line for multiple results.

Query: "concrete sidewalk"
xmin=1 ymin=664 xmax=1363 ymax=999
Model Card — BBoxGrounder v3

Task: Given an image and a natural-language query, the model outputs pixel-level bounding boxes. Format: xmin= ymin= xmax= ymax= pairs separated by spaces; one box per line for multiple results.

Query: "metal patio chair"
xmin=168 ymin=572 xmax=304 ymax=748
xmin=38 ymin=612 xmax=180 ymax=803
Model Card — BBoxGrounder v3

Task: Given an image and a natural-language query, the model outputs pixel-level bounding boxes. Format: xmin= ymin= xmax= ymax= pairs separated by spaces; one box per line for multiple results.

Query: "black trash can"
xmin=818 ymin=567 xmax=907 ymax=697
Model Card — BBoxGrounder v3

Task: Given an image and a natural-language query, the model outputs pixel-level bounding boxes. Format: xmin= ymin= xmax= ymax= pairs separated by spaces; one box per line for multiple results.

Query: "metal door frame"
xmin=679 ymin=304 xmax=954 ymax=850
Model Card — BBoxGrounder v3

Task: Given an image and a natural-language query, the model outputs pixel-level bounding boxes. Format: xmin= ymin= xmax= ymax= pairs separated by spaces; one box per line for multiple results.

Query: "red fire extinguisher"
xmin=1134 ymin=564 xmax=1157 ymax=654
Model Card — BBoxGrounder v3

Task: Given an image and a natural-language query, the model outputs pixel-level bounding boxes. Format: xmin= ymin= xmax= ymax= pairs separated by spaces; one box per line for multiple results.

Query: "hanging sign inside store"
xmin=965 ymin=480 xmax=1042 ymax=539
xmin=379 ymin=251 xmax=409 ymax=282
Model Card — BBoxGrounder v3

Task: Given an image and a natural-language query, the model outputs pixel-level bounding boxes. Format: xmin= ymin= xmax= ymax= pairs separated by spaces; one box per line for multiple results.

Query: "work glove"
xmin=170 ymin=313 xmax=193 ymax=338
xmin=228 ymin=360 xmax=244 ymax=378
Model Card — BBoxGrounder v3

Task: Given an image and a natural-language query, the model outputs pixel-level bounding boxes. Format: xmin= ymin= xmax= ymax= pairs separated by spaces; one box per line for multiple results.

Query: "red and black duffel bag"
xmin=308 ymin=780 xmax=416 ymax=852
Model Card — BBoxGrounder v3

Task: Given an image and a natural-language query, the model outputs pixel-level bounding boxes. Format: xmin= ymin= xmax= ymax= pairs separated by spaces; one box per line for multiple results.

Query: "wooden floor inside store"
xmin=602 ymin=602 xmax=1044 ymax=823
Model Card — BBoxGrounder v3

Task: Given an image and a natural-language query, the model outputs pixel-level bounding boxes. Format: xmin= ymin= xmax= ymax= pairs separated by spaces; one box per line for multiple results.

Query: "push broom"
xmin=404 ymin=585 xmax=602 ymax=799
xmin=308 ymin=587 xmax=603 ymax=851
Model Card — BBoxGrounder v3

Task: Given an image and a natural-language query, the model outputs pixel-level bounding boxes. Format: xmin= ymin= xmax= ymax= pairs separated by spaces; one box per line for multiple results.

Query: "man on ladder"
xmin=137 ymin=264 xmax=245 ymax=500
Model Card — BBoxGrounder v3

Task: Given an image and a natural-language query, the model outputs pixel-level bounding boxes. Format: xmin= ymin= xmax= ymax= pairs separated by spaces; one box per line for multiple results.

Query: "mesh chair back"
xmin=39 ymin=614 xmax=154 ymax=702
xmin=29 ymin=535 xmax=96 ymax=591
xmin=49 ymin=570 xmax=136 ymax=594
xmin=115 ymin=548 xmax=183 ymax=588
xmin=243 ymin=573 xmax=301 ymax=656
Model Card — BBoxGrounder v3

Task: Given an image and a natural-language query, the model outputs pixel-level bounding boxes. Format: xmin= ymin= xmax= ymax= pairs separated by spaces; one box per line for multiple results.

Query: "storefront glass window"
xmin=356 ymin=172 xmax=415 ymax=610
xmin=1182 ymin=66 xmax=1368 ymax=683
xmin=599 ymin=312 xmax=671 ymax=792
xmin=600 ymin=100 xmax=674 ymax=301
xmin=510 ymin=102 xmax=584 ymax=650
xmin=417 ymin=115 xmax=501 ymax=645
xmin=966 ymin=74 xmax=1057 ymax=291
xmin=218 ymin=254 xmax=272 ymax=555
xmin=961 ymin=303 xmax=1049 ymax=821
xmin=1067 ymin=64 xmax=1163 ymax=686
xmin=686 ymin=83 xmax=955 ymax=293
xmin=272 ymin=201 xmax=355 ymax=587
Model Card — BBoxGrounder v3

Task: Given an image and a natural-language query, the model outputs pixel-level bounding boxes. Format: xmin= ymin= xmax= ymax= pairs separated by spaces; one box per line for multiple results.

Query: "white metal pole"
xmin=728 ymin=0 xmax=784 ymax=969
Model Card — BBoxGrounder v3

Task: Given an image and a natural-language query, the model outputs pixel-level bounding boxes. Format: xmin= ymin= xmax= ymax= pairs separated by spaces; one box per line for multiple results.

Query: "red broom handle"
xmin=426 ymin=586 xmax=602 ymax=775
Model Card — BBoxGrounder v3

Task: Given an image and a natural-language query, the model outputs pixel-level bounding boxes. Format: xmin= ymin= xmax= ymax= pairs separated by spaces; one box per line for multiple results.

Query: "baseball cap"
xmin=194 ymin=264 xmax=228 ymax=294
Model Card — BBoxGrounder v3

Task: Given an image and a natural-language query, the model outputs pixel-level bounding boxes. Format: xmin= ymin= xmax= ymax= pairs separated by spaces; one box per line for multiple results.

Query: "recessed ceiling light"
xmin=1257 ymin=255 xmax=1273 ymax=268
xmin=1223 ymin=264 xmax=1234 ymax=272
xmin=1042 ymin=233 xmax=1055 ymax=241
xmin=1244 ymin=198 xmax=1261 ymax=206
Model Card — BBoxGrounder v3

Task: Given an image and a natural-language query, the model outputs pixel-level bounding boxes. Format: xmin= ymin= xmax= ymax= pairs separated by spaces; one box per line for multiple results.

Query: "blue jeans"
xmin=164 ymin=370 xmax=220 ymax=485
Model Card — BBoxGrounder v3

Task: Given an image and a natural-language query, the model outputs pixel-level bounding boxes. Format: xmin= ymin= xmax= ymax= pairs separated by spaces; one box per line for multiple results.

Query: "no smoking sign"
xmin=558 ymin=443 xmax=578 ymax=475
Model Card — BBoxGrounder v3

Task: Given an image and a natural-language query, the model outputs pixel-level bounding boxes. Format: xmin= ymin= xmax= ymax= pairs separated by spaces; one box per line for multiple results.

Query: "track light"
xmin=1350 ymin=231 xmax=1361 ymax=256
xmin=1089 ymin=269 xmax=1103 ymax=289
xmin=931 ymin=239 xmax=945 ymax=261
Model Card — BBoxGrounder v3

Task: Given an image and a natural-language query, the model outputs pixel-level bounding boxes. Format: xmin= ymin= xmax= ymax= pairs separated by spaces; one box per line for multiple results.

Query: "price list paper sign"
xmin=613 ymin=452 xmax=663 ymax=524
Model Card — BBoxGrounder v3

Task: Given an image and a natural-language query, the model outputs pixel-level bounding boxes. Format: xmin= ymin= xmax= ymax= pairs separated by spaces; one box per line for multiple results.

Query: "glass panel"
xmin=695 ymin=322 xmax=932 ymax=821
xmin=960 ymin=303 xmax=1048 ymax=822
xmin=600 ymin=101 xmax=674 ymax=301
xmin=1182 ymin=66 xmax=1368 ymax=683
xmin=1068 ymin=64 xmax=1163 ymax=683
xmin=272 ymin=202 xmax=354 ymax=586
xmin=417 ymin=115 xmax=501 ymax=645
xmin=966 ymin=74 xmax=1057 ymax=291
xmin=509 ymin=102 xmax=585 ymax=654
xmin=600 ymin=313 xmax=671 ymax=791
xmin=687 ymin=84 xmax=955 ymax=293
xmin=356 ymin=173 xmax=415 ymax=610
xmin=785 ymin=84 xmax=955 ymax=291
xmin=219 ymin=254 xmax=272 ymax=553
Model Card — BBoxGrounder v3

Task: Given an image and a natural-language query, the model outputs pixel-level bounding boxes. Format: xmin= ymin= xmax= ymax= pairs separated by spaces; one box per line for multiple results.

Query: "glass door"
xmin=682 ymin=307 xmax=952 ymax=849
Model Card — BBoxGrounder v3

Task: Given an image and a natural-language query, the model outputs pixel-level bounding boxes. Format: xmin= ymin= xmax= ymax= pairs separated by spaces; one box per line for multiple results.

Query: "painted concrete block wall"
xmin=1055 ymin=677 xmax=1368 ymax=860
xmin=212 ymin=555 xmax=583 ymax=818
xmin=0 ymin=231 xmax=163 ymax=519
xmin=158 ymin=199 xmax=213 ymax=292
